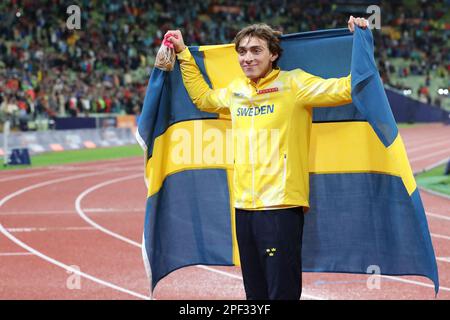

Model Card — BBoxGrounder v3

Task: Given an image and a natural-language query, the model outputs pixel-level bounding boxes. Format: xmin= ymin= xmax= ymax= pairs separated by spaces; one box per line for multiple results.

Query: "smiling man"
xmin=165 ymin=16 xmax=368 ymax=300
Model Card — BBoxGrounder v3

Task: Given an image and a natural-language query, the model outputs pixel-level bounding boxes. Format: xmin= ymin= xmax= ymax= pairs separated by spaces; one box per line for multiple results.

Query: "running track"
xmin=0 ymin=123 xmax=449 ymax=300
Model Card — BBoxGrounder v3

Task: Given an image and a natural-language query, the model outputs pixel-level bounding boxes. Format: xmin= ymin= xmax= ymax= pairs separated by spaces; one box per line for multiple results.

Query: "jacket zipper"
xmin=282 ymin=153 xmax=287 ymax=190
xmin=250 ymin=112 xmax=256 ymax=207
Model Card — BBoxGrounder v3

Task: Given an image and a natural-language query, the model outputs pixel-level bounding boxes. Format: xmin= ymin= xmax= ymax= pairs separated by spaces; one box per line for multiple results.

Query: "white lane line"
xmin=419 ymin=187 xmax=450 ymax=201
xmin=47 ymin=167 xmax=141 ymax=172
xmin=46 ymin=157 xmax=142 ymax=171
xmin=437 ymin=257 xmax=450 ymax=263
xmin=0 ymin=170 xmax=54 ymax=183
xmin=0 ymin=168 xmax=139 ymax=184
xmin=0 ymin=170 xmax=150 ymax=300
xmin=402 ymin=131 xmax=450 ymax=145
xmin=381 ymin=275 xmax=450 ymax=292
xmin=194 ymin=265 xmax=326 ymax=300
xmin=426 ymin=212 xmax=450 ymax=222
xmin=76 ymin=176 xmax=325 ymax=300
xmin=85 ymin=208 xmax=143 ymax=213
xmin=195 ymin=265 xmax=243 ymax=280
xmin=0 ymin=252 xmax=34 ymax=256
xmin=431 ymin=233 xmax=450 ymax=241
xmin=0 ymin=158 xmax=140 ymax=182
xmin=76 ymin=177 xmax=448 ymax=299
xmin=0 ymin=210 xmax=76 ymax=216
xmin=0 ymin=223 xmax=149 ymax=300
xmin=403 ymin=139 xmax=449 ymax=152
xmin=75 ymin=174 xmax=143 ymax=247
xmin=7 ymin=226 xmax=96 ymax=233
xmin=417 ymin=158 xmax=450 ymax=174
xmin=407 ymin=140 xmax=450 ymax=154
xmin=0 ymin=208 xmax=143 ymax=216
xmin=410 ymin=148 xmax=450 ymax=163
xmin=0 ymin=171 xmax=114 ymax=209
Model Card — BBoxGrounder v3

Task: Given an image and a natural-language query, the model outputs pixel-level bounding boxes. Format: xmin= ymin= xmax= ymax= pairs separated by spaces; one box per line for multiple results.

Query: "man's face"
xmin=237 ymin=36 xmax=278 ymax=83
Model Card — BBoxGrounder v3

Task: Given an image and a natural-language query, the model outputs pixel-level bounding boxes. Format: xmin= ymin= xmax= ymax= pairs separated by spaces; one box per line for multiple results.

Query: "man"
xmin=165 ymin=16 xmax=368 ymax=300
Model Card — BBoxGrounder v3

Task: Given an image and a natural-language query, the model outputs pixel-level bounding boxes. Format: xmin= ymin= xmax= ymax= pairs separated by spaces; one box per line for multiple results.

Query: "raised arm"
xmin=290 ymin=15 xmax=368 ymax=108
xmin=165 ymin=30 xmax=231 ymax=113
xmin=293 ymin=69 xmax=352 ymax=107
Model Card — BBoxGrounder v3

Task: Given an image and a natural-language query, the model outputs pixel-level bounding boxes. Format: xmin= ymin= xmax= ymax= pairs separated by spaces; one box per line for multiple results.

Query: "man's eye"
xmin=238 ymin=50 xmax=246 ymax=55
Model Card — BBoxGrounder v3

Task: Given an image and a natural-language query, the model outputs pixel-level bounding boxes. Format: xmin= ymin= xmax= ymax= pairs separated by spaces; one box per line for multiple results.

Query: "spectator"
xmin=0 ymin=0 xmax=448 ymax=131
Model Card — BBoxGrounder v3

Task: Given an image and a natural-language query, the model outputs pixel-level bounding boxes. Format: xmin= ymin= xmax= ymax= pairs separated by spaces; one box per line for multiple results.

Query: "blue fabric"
xmin=144 ymin=169 xmax=233 ymax=289
xmin=280 ymin=29 xmax=365 ymax=123
xmin=350 ymin=28 xmax=398 ymax=146
xmin=137 ymin=57 xmax=217 ymax=158
xmin=305 ymin=173 xmax=439 ymax=289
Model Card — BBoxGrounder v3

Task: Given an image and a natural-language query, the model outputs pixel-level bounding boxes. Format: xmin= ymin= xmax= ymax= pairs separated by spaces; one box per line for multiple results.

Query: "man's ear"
xmin=270 ymin=53 xmax=279 ymax=62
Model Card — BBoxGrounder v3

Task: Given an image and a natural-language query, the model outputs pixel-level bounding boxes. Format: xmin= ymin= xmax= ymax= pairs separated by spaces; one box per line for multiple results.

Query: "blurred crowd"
xmin=375 ymin=0 xmax=449 ymax=107
xmin=0 ymin=0 xmax=448 ymax=131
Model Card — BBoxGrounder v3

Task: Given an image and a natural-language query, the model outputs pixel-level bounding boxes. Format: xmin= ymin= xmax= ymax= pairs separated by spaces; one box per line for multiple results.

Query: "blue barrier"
xmin=8 ymin=148 xmax=31 ymax=165
xmin=54 ymin=117 xmax=96 ymax=130
xmin=54 ymin=116 xmax=123 ymax=130
xmin=386 ymin=89 xmax=449 ymax=123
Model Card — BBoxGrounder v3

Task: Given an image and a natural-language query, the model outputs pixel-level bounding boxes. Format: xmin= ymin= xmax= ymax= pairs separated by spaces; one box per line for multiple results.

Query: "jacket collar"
xmin=246 ymin=67 xmax=280 ymax=89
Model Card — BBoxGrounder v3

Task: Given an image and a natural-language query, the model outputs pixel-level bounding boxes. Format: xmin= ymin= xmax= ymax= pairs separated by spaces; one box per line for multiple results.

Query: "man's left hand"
xmin=348 ymin=16 xmax=369 ymax=32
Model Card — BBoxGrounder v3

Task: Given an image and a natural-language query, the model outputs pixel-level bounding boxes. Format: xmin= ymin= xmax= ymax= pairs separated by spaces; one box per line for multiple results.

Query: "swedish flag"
xmin=136 ymin=28 xmax=439 ymax=295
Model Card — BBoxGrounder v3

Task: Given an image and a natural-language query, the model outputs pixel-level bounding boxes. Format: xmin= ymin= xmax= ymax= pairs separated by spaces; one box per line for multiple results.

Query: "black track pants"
xmin=235 ymin=206 xmax=304 ymax=300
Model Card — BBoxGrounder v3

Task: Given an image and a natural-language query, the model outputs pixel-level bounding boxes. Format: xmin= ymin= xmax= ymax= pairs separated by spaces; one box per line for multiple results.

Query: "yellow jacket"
xmin=177 ymin=47 xmax=352 ymax=210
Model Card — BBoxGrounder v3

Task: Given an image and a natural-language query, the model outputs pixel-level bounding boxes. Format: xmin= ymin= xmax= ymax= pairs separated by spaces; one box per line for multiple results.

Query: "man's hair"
xmin=233 ymin=24 xmax=283 ymax=68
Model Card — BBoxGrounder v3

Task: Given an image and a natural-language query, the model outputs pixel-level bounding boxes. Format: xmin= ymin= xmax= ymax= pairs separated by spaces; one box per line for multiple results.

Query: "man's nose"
xmin=244 ymin=51 xmax=254 ymax=62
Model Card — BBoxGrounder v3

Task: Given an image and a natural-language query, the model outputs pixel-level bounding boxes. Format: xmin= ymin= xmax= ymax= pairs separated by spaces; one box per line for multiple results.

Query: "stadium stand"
xmin=0 ymin=0 xmax=448 ymax=131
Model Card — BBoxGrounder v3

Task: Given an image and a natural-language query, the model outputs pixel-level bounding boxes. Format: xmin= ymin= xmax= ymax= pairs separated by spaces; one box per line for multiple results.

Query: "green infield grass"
xmin=415 ymin=163 xmax=450 ymax=197
xmin=2 ymin=144 xmax=143 ymax=170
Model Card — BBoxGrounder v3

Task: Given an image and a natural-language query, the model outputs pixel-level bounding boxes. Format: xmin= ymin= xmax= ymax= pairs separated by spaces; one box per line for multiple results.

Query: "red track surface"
xmin=1 ymin=123 xmax=449 ymax=300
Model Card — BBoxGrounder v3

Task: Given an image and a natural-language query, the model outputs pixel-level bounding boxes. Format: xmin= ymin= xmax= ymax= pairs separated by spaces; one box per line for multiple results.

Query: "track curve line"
xmin=0 ymin=170 xmax=150 ymax=300
xmin=74 ymin=175 xmax=326 ymax=300
xmin=74 ymin=173 xmax=450 ymax=296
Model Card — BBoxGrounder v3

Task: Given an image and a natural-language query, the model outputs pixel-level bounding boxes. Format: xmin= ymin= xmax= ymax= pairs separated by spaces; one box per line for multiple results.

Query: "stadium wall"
xmin=0 ymin=127 xmax=136 ymax=155
xmin=386 ymin=89 xmax=450 ymax=124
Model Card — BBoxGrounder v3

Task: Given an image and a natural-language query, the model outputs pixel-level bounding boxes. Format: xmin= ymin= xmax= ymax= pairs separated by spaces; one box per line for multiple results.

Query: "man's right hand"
xmin=164 ymin=30 xmax=186 ymax=53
